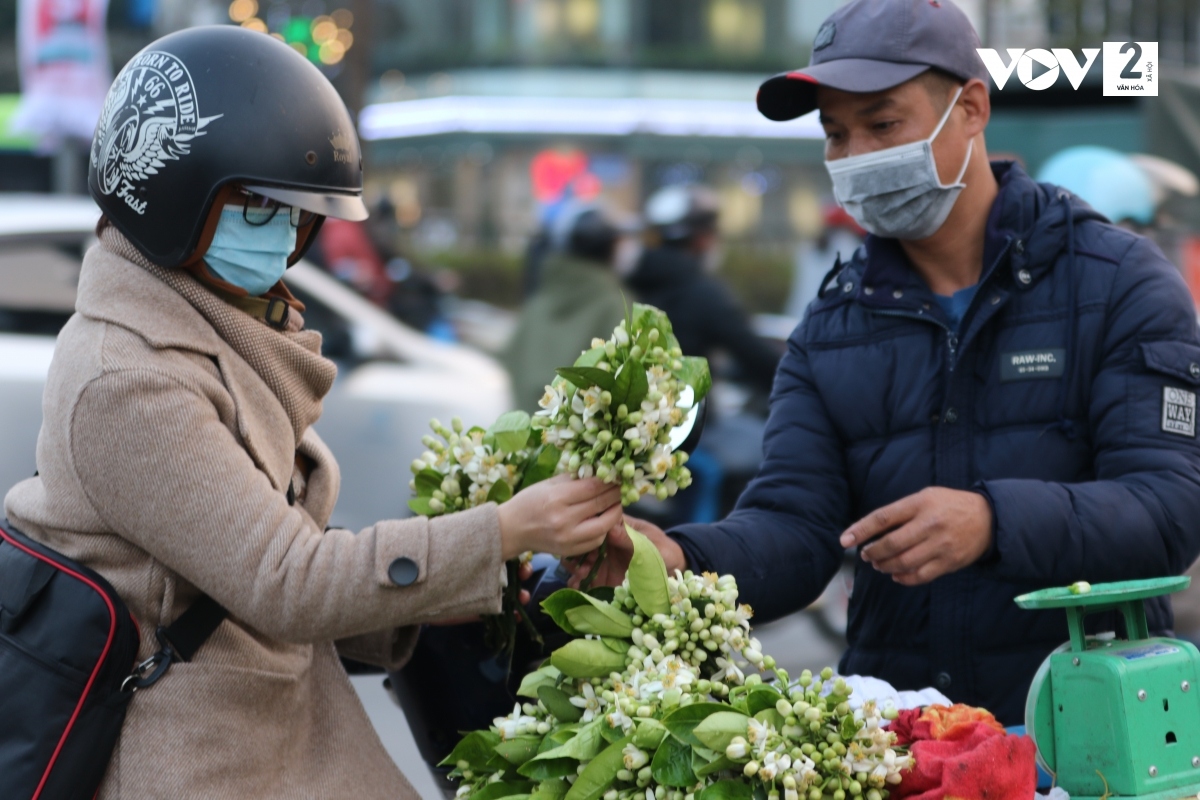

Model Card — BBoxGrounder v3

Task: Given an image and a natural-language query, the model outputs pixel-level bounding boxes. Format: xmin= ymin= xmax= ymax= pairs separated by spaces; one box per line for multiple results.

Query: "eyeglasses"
xmin=238 ymin=188 xmax=318 ymax=228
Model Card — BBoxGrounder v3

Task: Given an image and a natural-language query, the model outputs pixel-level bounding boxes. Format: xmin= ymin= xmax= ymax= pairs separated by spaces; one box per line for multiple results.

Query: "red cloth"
xmin=889 ymin=705 xmax=1036 ymax=800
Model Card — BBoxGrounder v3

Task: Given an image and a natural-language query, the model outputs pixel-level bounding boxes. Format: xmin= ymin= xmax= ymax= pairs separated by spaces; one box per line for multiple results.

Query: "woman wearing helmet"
xmin=2 ymin=27 xmax=621 ymax=798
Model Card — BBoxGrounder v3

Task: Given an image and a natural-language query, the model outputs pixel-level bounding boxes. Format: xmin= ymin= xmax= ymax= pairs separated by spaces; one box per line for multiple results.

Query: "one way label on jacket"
xmin=1163 ymin=386 xmax=1197 ymax=437
xmin=1000 ymin=349 xmax=1065 ymax=382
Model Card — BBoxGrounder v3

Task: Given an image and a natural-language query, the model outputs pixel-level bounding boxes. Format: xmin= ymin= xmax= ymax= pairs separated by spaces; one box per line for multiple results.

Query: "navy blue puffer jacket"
xmin=672 ymin=162 xmax=1200 ymax=723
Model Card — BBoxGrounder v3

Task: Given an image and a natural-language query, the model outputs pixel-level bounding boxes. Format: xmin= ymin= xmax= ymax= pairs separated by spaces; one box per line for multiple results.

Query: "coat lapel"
xmin=75 ymin=245 xmax=297 ymax=491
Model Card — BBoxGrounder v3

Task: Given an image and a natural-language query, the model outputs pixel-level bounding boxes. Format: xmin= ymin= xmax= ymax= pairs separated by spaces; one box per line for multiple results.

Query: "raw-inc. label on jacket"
xmin=999 ymin=349 xmax=1065 ymax=382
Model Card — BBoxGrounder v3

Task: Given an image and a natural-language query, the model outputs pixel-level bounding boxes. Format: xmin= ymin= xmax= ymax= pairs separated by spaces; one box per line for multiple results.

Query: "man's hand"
xmin=839 ymin=487 xmax=993 ymax=586
xmin=567 ymin=515 xmax=688 ymax=588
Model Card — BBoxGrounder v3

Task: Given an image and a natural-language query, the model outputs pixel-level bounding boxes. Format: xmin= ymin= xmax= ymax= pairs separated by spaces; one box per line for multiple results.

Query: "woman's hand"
xmin=497 ymin=474 xmax=623 ymax=560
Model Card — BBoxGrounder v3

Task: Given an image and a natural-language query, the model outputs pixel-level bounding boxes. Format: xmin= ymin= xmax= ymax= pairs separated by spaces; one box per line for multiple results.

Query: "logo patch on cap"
xmin=813 ymin=21 xmax=836 ymax=51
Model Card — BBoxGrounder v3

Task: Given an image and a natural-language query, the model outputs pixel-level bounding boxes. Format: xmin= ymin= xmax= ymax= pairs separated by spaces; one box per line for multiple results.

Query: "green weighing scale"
xmin=1017 ymin=576 xmax=1200 ymax=800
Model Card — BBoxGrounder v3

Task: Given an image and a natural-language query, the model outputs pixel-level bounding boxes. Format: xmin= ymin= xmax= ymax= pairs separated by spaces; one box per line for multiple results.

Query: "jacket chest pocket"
xmin=972 ymin=318 xmax=1078 ymax=430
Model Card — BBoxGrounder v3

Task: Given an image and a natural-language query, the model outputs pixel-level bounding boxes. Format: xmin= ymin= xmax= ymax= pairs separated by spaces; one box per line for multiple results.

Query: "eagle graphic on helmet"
xmin=93 ymin=51 xmax=222 ymax=212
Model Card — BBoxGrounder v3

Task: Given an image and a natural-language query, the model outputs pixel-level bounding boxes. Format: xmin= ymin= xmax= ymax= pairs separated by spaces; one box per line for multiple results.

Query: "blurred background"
xmin=10 ymin=1 xmax=1200 ymax=795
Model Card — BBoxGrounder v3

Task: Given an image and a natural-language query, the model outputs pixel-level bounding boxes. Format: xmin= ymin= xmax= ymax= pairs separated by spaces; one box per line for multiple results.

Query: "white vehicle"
xmin=0 ymin=194 xmax=512 ymax=530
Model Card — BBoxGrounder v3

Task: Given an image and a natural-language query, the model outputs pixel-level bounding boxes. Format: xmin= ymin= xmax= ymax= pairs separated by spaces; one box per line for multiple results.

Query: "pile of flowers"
xmin=407 ymin=304 xmax=711 ymax=654
xmin=444 ymin=526 xmax=911 ymax=800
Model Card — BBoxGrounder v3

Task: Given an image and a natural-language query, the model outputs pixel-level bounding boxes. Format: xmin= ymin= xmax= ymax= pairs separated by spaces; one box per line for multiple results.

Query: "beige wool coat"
xmin=4 ymin=234 xmax=505 ymax=799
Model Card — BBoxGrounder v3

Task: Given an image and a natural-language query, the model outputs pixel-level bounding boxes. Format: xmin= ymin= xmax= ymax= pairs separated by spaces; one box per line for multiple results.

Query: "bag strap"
xmin=122 ymin=595 xmax=228 ymax=692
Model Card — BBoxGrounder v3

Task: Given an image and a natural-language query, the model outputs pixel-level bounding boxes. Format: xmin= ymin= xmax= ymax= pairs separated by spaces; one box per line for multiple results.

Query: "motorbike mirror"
xmin=667 ymin=385 xmax=707 ymax=455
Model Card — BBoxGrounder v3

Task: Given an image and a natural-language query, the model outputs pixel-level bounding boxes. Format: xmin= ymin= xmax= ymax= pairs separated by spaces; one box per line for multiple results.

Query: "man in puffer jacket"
xmin=580 ymin=0 xmax=1200 ymax=724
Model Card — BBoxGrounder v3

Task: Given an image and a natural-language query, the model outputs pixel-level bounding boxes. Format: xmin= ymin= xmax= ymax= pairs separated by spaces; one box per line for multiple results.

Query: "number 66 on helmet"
xmin=88 ymin=25 xmax=369 ymax=269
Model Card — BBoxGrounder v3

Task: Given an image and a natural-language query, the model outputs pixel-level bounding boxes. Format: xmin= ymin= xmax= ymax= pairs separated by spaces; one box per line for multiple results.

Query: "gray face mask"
xmin=825 ymin=87 xmax=972 ymax=240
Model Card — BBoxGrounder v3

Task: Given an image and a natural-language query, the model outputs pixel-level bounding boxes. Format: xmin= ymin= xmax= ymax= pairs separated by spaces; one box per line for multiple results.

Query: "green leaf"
xmin=471 ymin=781 xmax=535 ymax=800
xmin=407 ymin=496 xmax=439 ymax=516
xmin=601 ymin=637 xmax=629 ymax=654
xmin=695 ymin=755 xmax=739 ymax=778
xmin=699 ymin=780 xmax=753 ymax=800
xmin=550 ymin=639 xmax=628 ymax=678
xmin=528 ymin=719 xmax=605 ymax=764
xmin=692 ymin=711 xmax=752 ymax=753
xmin=564 ymin=604 xmax=634 ymax=638
xmin=840 ymin=713 xmax=859 ymax=741
xmin=517 ymin=665 xmax=561 ymax=699
xmin=565 ymin=734 xmax=633 ymax=800
xmin=496 ymin=738 xmax=543 ymax=766
xmin=651 ymin=733 xmax=697 ymax=787
xmin=518 ymin=759 xmax=577 ymax=781
xmin=541 ymin=589 xmax=632 ymax=638
xmin=555 ymin=367 xmax=616 ymax=393
xmin=612 ymin=359 xmax=649 ymax=410
xmin=574 ymin=346 xmax=606 ymax=368
xmin=439 ymin=730 xmax=501 ymax=768
xmin=491 ymin=411 xmax=533 ymax=454
xmin=632 ymin=718 xmax=668 ymax=750
xmin=488 ymin=479 xmax=514 ymax=504
xmin=625 ymin=525 xmax=671 ymax=616
xmin=519 ymin=444 xmax=561 ymax=490
xmin=745 ymin=687 xmax=784 ymax=717
xmin=599 ymin=721 xmax=625 ymax=744
xmin=677 ymin=356 xmax=713 ymax=403
xmin=538 ymin=685 xmax=584 ymax=723
xmin=532 ymin=779 xmax=569 ymax=800
xmin=662 ymin=703 xmax=731 ymax=748
xmin=415 ymin=468 xmax=444 ymax=495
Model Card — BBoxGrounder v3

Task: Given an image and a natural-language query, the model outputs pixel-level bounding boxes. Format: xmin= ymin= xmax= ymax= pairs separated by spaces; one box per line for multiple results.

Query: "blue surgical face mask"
xmin=204 ymin=205 xmax=297 ymax=295
xmin=825 ymin=87 xmax=972 ymax=240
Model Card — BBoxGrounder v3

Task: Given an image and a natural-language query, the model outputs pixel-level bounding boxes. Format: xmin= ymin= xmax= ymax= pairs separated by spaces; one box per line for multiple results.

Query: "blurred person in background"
xmin=786 ymin=203 xmax=866 ymax=319
xmin=503 ymin=201 xmax=630 ymax=411
xmin=313 ymin=196 xmax=454 ymax=339
xmin=627 ymin=183 xmax=781 ymax=393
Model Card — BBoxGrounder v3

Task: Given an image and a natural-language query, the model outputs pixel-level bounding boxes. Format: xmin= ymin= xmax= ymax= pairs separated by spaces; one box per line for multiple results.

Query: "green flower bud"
xmin=630 ymin=345 xmax=643 ymax=360
xmin=617 ymin=769 xmax=634 ymax=782
xmin=776 ymin=698 xmax=794 ymax=717
xmin=799 ymin=670 xmax=813 ymax=687
xmin=821 ymin=667 xmax=834 ymax=680
xmin=744 ymin=761 xmax=760 ymax=777
xmin=617 ymin=404 xmax=629 ymax=419
xmin=848 ymin=780 xmax=863 ymax=796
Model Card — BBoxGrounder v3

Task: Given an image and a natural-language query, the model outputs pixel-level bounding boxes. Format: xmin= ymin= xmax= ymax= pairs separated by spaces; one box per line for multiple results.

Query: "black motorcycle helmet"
xmin=88 ymin=25 xmax=368 ymax=269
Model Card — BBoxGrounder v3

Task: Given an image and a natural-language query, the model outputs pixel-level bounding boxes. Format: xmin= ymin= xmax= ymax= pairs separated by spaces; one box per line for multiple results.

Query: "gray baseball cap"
xmin=757 ymin=0 xmax=989 ymax=121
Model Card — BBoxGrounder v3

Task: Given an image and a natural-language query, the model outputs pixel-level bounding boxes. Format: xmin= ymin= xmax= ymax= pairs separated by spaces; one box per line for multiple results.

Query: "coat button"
xmin=893 ymin=289 xmax=904 ymax=299
xmin=388 ymin=557 xmax=420 ymax=587
xmin=1191 ymin=363 xmax=1200 ymax=379
xmin=1018 ymin=269 xmax=1032 ymax=285
xmin=935 ymin=672 xmax=952 ymax=690
xmin=843 ymin=282 xmax=854 ymax=293
xmin=990 ymin=295 xmax=1001 ymax=305
xmin=944 ymin=408 xmax=958 ymax=424
xmin=1013 ymin=239 xmax=1025 ymax=254
xmin=863 ymin=286 xmax=875 ymax=295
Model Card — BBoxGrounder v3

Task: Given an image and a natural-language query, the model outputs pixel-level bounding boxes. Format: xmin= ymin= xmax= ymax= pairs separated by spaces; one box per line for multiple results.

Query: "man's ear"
xmin=958 ymin=77 xmax=991 ymax=138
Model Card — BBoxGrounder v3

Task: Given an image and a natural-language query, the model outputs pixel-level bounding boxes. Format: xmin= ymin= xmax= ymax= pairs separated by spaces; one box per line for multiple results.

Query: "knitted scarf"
xmin=100 ymin=227 xmax=337 ymax=446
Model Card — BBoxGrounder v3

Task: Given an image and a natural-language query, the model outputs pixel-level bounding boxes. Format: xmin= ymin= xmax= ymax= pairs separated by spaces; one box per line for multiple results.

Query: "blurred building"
xmin=353 ymin=0 xmax=1200 ymax=254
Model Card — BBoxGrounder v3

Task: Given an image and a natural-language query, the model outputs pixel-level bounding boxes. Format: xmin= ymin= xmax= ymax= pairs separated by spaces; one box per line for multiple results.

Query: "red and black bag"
xmin=0 ymin=519 xmax=226 ymax=799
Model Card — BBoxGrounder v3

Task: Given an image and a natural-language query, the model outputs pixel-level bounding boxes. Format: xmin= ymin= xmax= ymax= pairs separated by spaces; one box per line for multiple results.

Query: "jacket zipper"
xmin=865 ymin=236 xmax=1015 ymax=374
